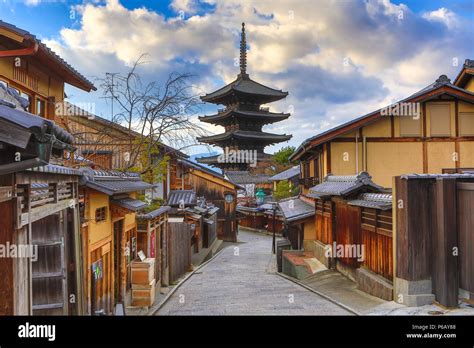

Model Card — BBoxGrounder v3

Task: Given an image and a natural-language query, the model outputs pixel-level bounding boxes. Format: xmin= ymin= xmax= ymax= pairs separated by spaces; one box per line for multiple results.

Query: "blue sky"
xmin=1 ymin=0 xmax=473 ymax=156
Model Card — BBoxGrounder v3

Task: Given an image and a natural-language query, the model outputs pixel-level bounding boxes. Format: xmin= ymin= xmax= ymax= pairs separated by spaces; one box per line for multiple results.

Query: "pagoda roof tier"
xmin=199 ymin=108 xmax=290 ymax=125
xmin=200 ymin=75 xmax=288 ymax=105
xmin=197 ymin=130 xmax=292 ymax=146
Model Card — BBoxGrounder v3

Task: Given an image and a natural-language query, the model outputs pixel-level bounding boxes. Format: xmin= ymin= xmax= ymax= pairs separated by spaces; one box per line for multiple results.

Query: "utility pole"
xmin=100 ymin=72 xmax=119 ymax=120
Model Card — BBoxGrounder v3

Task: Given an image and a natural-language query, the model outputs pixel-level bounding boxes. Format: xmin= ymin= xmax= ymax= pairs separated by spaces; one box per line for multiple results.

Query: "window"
xmin=95 ymin=207 xmax=107 ymax=222
xmin=36 ymin=98 xmax=46 ymax=117
xmin=459 ymin=112 xmax=474 ymax=136
xmin=399 ymin=116 xmax=421 ymax=137
xmin=429 ymin=104 xmax=451 ymax=137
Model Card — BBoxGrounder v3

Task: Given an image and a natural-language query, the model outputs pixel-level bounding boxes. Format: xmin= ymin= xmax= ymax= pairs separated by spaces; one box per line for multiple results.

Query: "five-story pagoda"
xmin=197 ymin=23 xmax=292 ymax=172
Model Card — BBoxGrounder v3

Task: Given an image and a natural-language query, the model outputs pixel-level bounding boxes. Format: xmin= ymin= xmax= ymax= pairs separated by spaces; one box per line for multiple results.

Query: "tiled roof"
xmin=225 ymin=171 xmax=272 ymax=185
xmin=270 ymin=165 xmax=300 ymax=181
xmin=0 ymin=98 xmax=74 ymax=149
xmin=110 ymin=197 xmax=148 ymax=211
xmin=201 ymin=75 xmax=288 ymax=104
xmin=167 ymin=190 xmax=197 ymax=207
xmin=307 ymin=172 xmax=383 ymax=199
xmin=137 ymin=206 xmax=171 ymax=220
xmin=80 ymin=168 xmax=153 ymax=195
xmin=199 ymin=108 xmax=290 ymax=125
xmin=198 ymin=130 xmax=292 ymax=144
xmin=27 ymin=164 xmax=81 ymax=176
xmin=348 ymin=193 xmax=392 ymax=211
xmin=278 ymin=196 xmax=315 ymax=223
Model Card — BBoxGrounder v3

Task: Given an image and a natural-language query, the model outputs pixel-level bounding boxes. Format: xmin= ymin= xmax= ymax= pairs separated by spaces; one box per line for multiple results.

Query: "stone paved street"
xmin=156 ymin=230 xmax=352 ymax=315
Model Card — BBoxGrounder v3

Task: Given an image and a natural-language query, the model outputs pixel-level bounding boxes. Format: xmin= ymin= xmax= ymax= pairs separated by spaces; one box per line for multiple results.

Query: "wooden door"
xmin=113 ymin=220 xmax=124 ymax=303
xmin=90 ymin=243 xmax=112 ymax=315
xmin=335 ymin=202 xmax=361 ymax=267
xmin=457 ymin=183 xmax=474 ymax=295
xmin=31 ymin=212 xmax=67 ymax=315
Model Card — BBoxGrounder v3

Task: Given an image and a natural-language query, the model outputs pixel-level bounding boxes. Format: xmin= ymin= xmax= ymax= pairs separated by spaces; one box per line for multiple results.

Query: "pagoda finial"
xmin=239 ymin=22 xmax=248 ymax=78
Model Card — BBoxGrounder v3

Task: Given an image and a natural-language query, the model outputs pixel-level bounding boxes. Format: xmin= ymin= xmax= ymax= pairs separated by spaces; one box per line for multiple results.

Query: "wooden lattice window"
xmin=95 ymin=207 xmax=107 ymax=222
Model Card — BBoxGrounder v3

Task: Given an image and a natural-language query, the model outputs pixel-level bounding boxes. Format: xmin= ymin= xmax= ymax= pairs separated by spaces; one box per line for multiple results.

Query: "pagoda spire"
xmin=239 ymin=22 xmax=248 ymax=78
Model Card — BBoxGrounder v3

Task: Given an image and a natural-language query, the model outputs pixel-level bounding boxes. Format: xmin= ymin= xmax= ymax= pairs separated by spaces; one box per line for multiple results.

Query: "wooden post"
xmin=432 ymin=178 xmax=459 ymax=307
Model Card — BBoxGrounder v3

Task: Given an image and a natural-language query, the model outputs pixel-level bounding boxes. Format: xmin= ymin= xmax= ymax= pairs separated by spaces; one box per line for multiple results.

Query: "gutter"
xmin=0 ymin=38 xmax=38 ymax=58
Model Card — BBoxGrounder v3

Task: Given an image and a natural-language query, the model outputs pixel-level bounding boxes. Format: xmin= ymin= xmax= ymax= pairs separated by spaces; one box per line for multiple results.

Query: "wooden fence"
xmin=361 ymin=208 xmax=393 ymax=280
xmin=168 ymin=222 xmax=192 ymax=284
xmin=395 ymin=175 xmax=474 ymax=307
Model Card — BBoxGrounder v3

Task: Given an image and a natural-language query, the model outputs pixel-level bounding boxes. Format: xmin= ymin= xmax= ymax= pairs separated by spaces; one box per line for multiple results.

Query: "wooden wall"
xmin=188 ymin=172 xmax=237 ymax=242
xmin=0 ymin=199 xmax=14 ymax=314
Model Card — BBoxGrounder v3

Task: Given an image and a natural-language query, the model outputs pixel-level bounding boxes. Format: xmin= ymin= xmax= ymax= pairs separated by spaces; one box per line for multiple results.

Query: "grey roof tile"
xmin=167 ymin=190 xmax=197 ymax=207
xmin=307 ymin=172 xmax=383 ymax=199
xmin=110 ymin=197 xmax=148 ymax=211
xmin=270 ymin=165 xmax=300 ymax=181
xmin=137 ymin=206 xmax=171 ymax=220
xmin=348 ymin=193 xmax=392 ymax=211
xmin=278 ymin=196 xmax=315 ymax=223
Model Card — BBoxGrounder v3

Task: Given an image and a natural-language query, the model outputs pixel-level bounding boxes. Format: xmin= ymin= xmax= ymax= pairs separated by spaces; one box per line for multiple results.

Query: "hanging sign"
xmin=92 ymin=260 xmax=103 ymax=280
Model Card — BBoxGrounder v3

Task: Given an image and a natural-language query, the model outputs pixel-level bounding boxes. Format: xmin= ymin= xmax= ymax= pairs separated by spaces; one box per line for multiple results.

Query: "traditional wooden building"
xmin=291 ymin=67 xmax=474 ymax=189
xmin=168 ymin=158 xmax=240 ymax=242
xmin=79 ymin=169 xmax=153 ymax=314
xmin=136 ymin=206 xmax=170 ymax=291
xmin=0 ymin=21 xmax=95 ymax=123
xmin=305 ymin=173 xmax=392 ymax=300
xmin=64 ymin=104 xmax=187 ymax=199
xmin=0 ymin=95 xmax=83 ymax=315
xmin=0 ymin=20 xmax=95 ymax=315
xmin=289 ymin=59 xmax=474 ymax=304
xmin=197 ymin=23 xmax=291 ymax=172
xmin=270 ymin=165 xmax=300 ymax=192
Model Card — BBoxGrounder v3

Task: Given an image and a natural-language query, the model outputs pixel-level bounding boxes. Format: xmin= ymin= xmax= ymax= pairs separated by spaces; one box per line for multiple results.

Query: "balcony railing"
xmin=298 ymin=177 xmax=320 ymax=188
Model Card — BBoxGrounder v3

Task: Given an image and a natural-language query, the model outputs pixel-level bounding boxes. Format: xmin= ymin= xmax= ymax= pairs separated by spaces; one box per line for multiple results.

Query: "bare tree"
xmin=65 ymin=55 xmax=209 ymax=181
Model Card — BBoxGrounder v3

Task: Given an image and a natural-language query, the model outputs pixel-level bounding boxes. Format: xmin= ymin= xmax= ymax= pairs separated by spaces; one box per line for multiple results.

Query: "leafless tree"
xmin=65 ymin=55 xmax=209 ymax=178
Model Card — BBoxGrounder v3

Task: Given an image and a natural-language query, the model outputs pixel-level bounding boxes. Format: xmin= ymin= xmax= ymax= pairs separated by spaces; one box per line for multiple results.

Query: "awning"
xmin=137 ymin=206 xmax=171 ymax=220
xmin=110 ymin=197 xmax=148 ymax=212
xmin=278 ymin=197 xmax=315 ymax=223
xmin=307 ymin=172 xmax=383 ymax=199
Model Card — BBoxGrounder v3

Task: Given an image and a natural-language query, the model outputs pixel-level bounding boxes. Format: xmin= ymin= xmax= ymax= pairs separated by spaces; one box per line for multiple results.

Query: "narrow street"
xmin=156 ymin=230 xmax=352 ymax=315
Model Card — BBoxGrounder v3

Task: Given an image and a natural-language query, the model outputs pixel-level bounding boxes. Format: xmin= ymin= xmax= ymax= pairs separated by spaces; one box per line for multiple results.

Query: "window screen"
xmin=430 ymin=104 xmax=451 ymax=137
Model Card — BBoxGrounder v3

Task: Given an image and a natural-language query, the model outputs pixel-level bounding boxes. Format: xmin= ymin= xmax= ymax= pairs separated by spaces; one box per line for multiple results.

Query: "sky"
xmin=1 ymin=0 xmax=473 ymax=157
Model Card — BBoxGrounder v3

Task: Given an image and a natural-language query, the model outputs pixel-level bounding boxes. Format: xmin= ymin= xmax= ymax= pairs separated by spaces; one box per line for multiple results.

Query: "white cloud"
xmin=45 ymin=0 xmax=473 ymax=154
xmin=422 ymin=8 xmax=459 ymax=29
xmin=25 ymin=0 xmax=41 ymax=6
